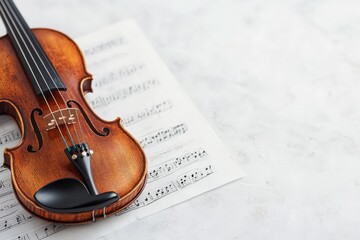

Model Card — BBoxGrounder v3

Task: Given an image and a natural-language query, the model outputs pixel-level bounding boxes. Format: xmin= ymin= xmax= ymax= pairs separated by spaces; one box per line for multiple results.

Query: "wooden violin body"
xmin=0 ymin=28 xmax=147 ymax=223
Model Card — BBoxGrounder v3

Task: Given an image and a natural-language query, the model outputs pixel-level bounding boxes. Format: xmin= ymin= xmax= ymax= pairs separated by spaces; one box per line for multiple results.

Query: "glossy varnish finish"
xmin=0 ymin=29 xmax=147 ymax=223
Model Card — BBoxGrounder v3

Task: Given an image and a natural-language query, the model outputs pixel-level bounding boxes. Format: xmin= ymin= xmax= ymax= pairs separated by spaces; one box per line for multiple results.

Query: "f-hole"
xmin=67 ymin=100 xmax=110 ymax=137
xmin=27 ymin=108 xmax=43 ymax=152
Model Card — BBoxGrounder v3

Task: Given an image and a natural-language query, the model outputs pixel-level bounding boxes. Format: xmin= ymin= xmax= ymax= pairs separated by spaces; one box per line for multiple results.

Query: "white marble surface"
xmin=2 ymin=0 xmax=360 ymax=239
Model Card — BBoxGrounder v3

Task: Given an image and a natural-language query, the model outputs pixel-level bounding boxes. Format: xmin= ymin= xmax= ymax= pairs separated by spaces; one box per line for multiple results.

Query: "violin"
xmin=0 ymin=0 xmax=147 ymax=223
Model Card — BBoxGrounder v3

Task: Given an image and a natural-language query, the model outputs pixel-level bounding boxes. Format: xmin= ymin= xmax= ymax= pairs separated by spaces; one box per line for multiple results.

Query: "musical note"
xmin=121 ymin=182 xmax=178 ymax=213
xmin=90 ymin=79 xmax=160 ymax=109
xmin=122 ymin=100 xmax=173 ymax=127
xmin=0 ymin=198 xmax=19 ymax=212
xmin=11 ymin=224 xmax=67 ymax=240
xmin=0 ymin=129 xmax=21 ymax=146
xmin=176 ymin=165 xmax=214 ymax=189
xmin=139 ymin=123 xmax=188 ymax=148
xmin=2 ymin=220 xmax=8 ymax=231
xmin=0 ymin=164 xmax=12 ymax=200
xmin=35 ymin=224 xmax=67 ymax=239
xmin=94 ymin=63 xmax=145 ymax=88
xmin=14 ymin=235 xmax=27 ymax=240
xmin=0 ymin=175 xmax=12 ymax=198
xmin=0 ymin=210 xmax=33 ymax=232
xmin=119 ymin=165 xmax=214 ymax=214
xmin=83 ymin=37 xmax=126 ymax=56
xmin=148 ymin=149 xmax=208 ymax=182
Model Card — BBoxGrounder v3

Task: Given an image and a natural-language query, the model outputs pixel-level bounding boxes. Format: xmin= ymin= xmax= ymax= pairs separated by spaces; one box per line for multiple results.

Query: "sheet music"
xmin=0 ymin=20 xmax=244 ymax=240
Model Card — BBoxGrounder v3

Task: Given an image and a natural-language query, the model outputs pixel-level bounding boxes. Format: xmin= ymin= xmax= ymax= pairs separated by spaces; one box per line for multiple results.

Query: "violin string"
xmin=4 ymin=0 xmax=85 ymax=145
xmin=0 ymin=2 xmax=70 ymax=148
xmin=64 ymin=90 xmax=87 ymax=145
xmin=64 ymin=91 xmax=87 ymax=144
xmin=73 ymin=102 xmax=86 ymax=143
xmin=2 ymin=1 xmax=76 ymax=147
xmin=6 ymin=0 xmax=83 ymax=145
xmin=1 ymin=1 xmax=78 ymax=147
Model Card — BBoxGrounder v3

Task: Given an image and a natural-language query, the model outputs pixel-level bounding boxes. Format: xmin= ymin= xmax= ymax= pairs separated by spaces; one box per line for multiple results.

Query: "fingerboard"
xmin=0 ymin=0 xmax=66 ymax=96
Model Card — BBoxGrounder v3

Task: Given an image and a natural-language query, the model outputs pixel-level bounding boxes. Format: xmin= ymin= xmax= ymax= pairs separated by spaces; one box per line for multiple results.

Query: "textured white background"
xmin=1 ymin=0 xmax=360 ymax=239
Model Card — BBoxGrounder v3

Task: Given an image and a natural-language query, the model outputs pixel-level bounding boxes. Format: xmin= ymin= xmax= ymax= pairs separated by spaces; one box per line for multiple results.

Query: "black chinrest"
xmin=34 ymin=178 xmax=119 ymax=213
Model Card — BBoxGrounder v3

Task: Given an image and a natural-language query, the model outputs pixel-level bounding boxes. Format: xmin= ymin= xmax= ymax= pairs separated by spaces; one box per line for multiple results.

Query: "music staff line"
xmin=148 ymin=148 xmax=208 ymax=183
xmin=10 ymin=224 xmax=67 ymax=240
xmin=121 ymin=100 xmax=173 ymax=127
xmin=0 ymin=128 xmax=21 ymax=146
xmin=118 ymin=165 xmax=214 ymax=214
xmin=1 ymin=210 xmax=34 ymax=232
xmin=90 ymin=79 xmax=160 ymax=109
xmin=84 ymin=37 xmax=127 ymax=57
xmin=0 ymin=197 xmax=19 ymax=215
xmin=0 ymin=129 xmax=21 ymax=198
xmin=0 ymin=176 xmax=12 ymax=198
xmin=5 ymin=166 xmax=213 ymax=239
xmin=94 ymin=63 xmax=145 ymax=88
xmin=139 ymin=123 xmax=188 ymax=149
xmin=5 ymin=164 xmax=213 ymax=239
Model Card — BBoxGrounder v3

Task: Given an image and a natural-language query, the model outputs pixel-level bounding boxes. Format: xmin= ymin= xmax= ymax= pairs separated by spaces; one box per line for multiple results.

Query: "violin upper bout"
xmin=32 ymin=28 xmax=92 ymax=89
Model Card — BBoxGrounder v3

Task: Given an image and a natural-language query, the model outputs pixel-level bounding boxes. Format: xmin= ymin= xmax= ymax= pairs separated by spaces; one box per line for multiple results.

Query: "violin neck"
xmin=0 ymin=0 xmax=66 ymax=96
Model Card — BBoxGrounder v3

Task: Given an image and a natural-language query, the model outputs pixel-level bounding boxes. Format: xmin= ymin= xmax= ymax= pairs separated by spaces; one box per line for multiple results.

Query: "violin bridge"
xmin=43 ymin=108 xmax=79 ymax=131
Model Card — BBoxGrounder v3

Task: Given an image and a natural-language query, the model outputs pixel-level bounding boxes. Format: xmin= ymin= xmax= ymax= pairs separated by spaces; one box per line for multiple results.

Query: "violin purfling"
xmin=0 ymin=0 xmax=147 ymax=223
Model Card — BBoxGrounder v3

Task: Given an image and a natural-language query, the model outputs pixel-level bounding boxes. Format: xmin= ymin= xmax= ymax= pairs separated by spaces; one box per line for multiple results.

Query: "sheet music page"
xmin=0 ymin=20 xmax=244 ymax=240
